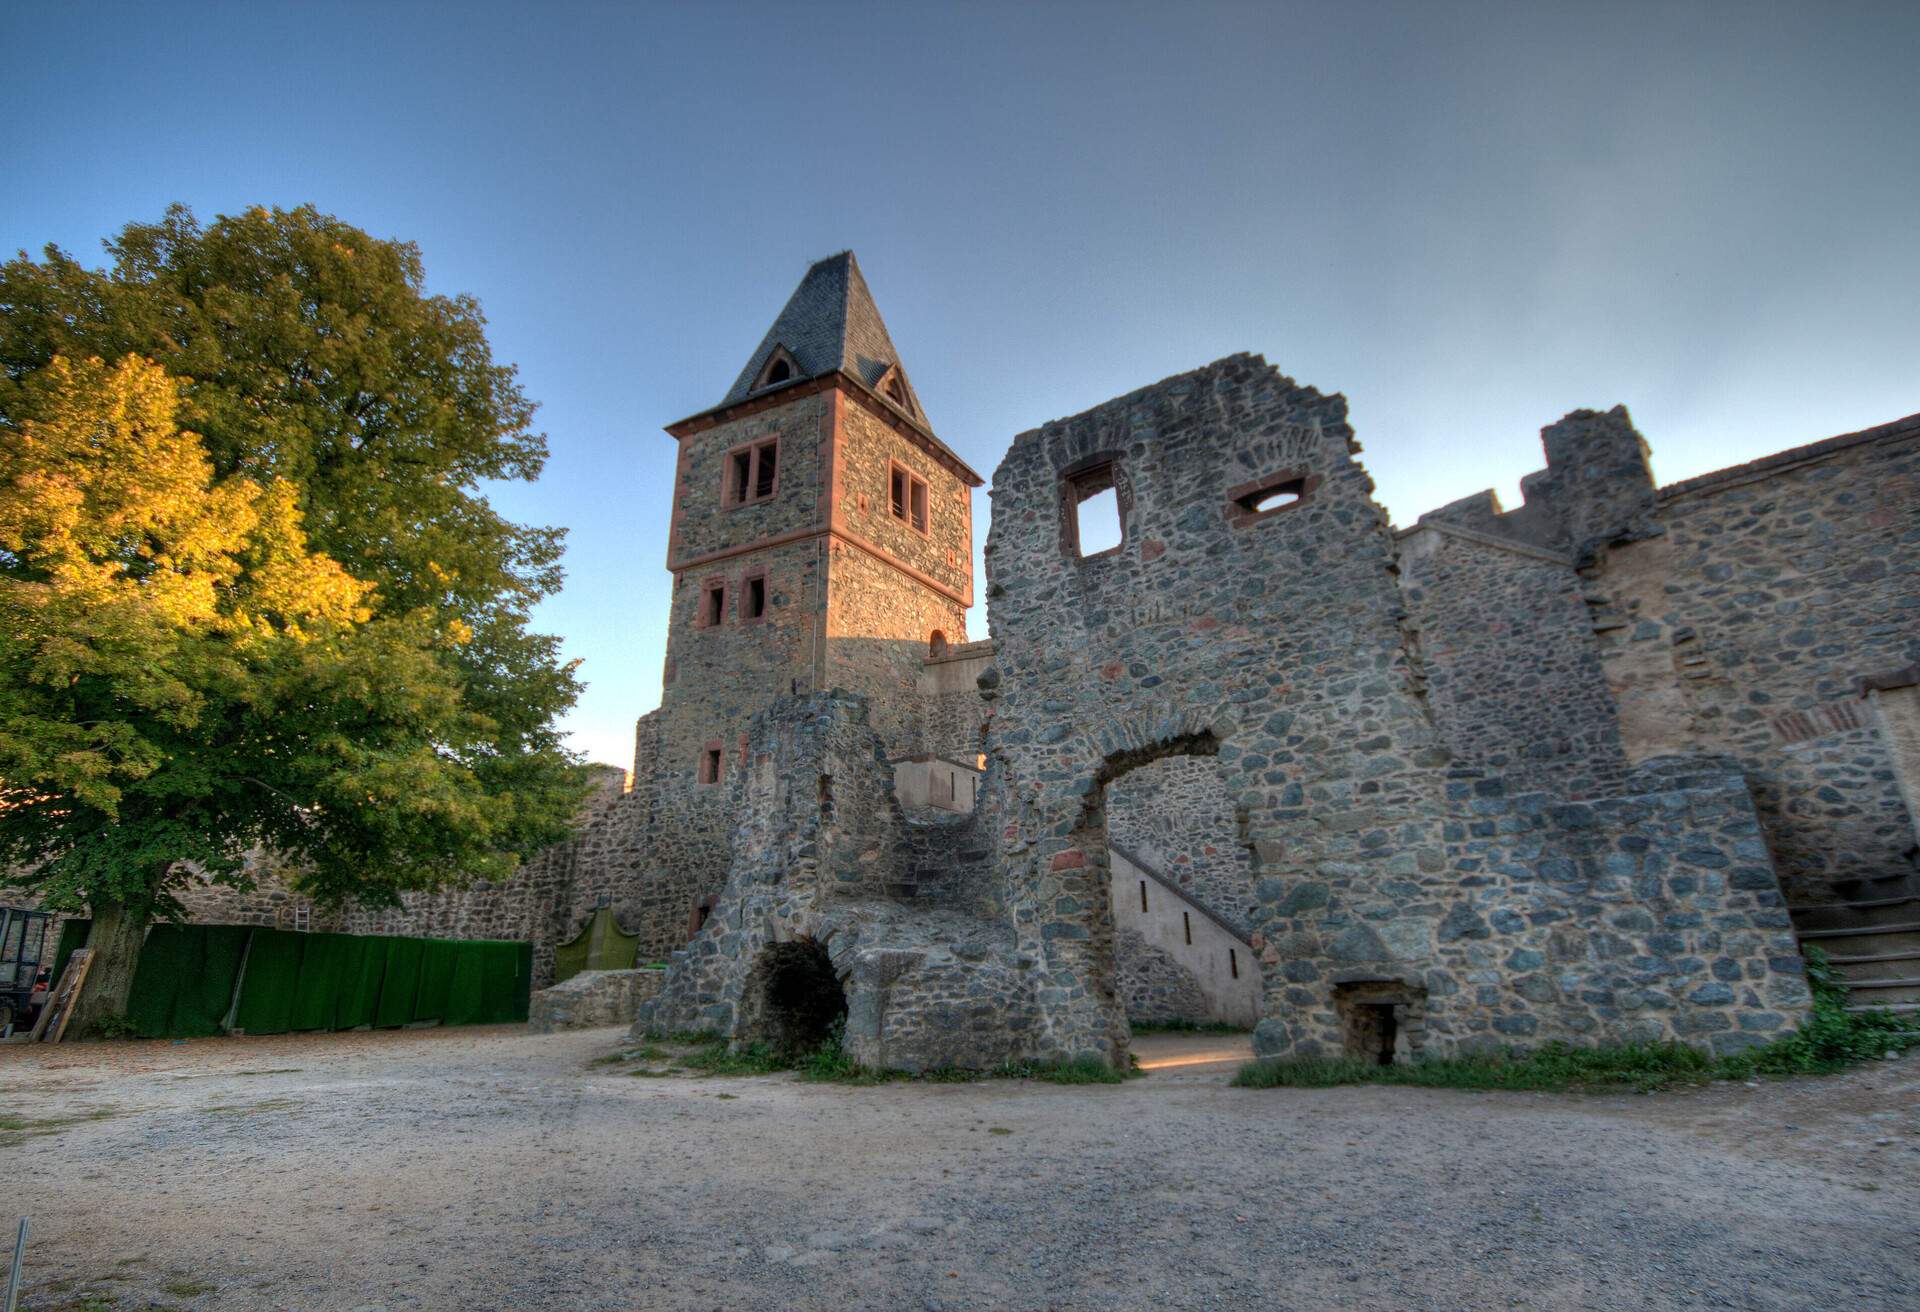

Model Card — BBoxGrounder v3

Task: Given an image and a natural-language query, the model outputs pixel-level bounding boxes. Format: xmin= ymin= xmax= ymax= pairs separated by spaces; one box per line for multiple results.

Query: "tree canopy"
xmin=0 ymin=206 xmax=587 ymax=1027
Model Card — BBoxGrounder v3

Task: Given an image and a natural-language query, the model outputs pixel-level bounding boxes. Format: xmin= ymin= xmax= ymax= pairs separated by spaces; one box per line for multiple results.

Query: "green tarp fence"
xmin=107 ymin=924 xmax=531 ymax=1039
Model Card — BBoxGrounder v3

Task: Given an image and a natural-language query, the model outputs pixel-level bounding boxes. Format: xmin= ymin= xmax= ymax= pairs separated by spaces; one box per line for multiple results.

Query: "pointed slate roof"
xmin=721 ymin=251 xmax=928 ymax=421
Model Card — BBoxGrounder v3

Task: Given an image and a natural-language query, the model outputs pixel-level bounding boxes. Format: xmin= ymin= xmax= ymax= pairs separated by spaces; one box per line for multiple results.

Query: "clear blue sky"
xmin=5 ymin=2 xmax=1916 ymax=767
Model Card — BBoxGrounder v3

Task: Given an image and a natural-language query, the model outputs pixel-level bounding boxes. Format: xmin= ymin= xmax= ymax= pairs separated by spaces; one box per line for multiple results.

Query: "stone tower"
xmin=635 ymin=252 xmax=984 ymax=928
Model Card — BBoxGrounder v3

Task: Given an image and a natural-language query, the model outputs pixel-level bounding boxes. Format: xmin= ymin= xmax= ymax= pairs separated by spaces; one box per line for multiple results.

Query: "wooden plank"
xmin=30 ymin=948 xmax=92 ymax=1043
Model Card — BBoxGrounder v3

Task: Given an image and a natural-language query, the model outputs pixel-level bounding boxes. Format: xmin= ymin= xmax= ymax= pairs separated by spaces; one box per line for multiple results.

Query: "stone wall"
xmin=637 ymin=692 xmax=1044 ymax=1073
xmin=528 ymin=968 xmax=663 ymax=1033
xmin=1398 ymin=523 xmax=1629 ymax=797
xmin=1586 ymin=416 xmax=1920 ymax=896
xmin=976 ymin=354 xmax=1810 ymax=1065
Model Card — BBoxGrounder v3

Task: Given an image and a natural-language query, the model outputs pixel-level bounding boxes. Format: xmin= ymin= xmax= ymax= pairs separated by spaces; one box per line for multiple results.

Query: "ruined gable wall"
xmin=1588 ymin=421 xmax=1920 ymax=894
xmin=982 ymin=355 xmax=1810 ymax=1062
xmin=1397 ymin=526 xmax=1630 ymax=797
xmin=984 ymin=354 xmax=1457 ymax=1062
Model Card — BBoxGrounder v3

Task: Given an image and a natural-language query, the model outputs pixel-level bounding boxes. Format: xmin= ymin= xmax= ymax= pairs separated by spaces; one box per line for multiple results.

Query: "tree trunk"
xmin=65 ymin=894 xmax=155 ymax=1040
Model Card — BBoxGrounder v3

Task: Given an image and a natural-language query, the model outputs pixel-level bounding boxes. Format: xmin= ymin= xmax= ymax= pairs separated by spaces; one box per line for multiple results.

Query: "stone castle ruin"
xmin=147 ymin=252 xmax=1920 ymax=1069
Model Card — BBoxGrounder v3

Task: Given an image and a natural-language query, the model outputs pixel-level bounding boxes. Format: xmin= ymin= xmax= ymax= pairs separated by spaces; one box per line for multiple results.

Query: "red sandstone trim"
xmin=670 ymin=525 xmax=972 ymax=607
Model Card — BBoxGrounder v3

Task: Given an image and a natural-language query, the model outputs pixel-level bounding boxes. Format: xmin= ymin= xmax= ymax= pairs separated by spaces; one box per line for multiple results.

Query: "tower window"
xmin=766 ymin=358 xmax=791 ymax=385
xmin=704 ymin=581 xmax=727 ymax=627
xmin=743 ymin=573 xmax=767 ymax=622
xmin=726 ymin=438 xmax=781 ymax=506
xmin=699 ymin=744 xmax=724 ymax=785
xmin=890 ymin=462 xmax=930 ymax=534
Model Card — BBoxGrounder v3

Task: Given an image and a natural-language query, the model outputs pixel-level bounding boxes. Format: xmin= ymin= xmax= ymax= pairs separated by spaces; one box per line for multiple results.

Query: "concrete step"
xmin=1798 ymin=924 xmax=1920 ymax=960
xmin=1827 ymin=948 xmax=1920 ymax=981
xmin=1842 ymin=978 xmax=1920 ymax=1005
xmin=1846 ymin=1001 xmax=1920 ymax=1016
xmin=1792 ymin=898 xmax=1920 ymax=930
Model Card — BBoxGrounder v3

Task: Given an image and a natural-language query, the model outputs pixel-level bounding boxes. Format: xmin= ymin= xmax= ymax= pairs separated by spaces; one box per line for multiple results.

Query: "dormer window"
xmin=752 ymin=345 xmax=801 ymax=394
xmin=876 ymin=364 xmax=916 ymax=417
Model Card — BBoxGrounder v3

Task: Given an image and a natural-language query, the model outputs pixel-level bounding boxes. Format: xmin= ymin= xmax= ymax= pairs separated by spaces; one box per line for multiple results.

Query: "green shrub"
xmin=89 ymin=1013 xmax=138 ymax=1040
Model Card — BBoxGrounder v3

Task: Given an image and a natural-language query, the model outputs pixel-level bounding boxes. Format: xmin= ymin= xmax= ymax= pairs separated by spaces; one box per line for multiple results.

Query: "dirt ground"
xmin=0 ymin=1026 xmax=1914 ymax=1312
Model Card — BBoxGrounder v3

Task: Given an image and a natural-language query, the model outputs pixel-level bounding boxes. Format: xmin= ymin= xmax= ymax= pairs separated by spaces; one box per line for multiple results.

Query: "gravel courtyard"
xmin=1 ymin=1026 xmax=1915 ymax=1312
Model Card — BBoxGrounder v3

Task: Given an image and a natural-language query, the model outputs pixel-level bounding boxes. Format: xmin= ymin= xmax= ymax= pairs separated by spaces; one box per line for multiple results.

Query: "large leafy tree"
xmin=0 ymin=208 xmax=586 ymax=1033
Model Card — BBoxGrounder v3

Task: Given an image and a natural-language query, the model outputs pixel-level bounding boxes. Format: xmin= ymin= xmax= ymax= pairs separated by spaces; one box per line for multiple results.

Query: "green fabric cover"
xmin=480 ymin=941 xmax=520 ymax=1023
xmin=289 ymin=933 xmax=349 ymax=1032
xmin=335 ymin=936 xmax=383 ymax=1029
xmin=443 ymin=941 xmax=486 ymax=1026
xmin=413 ymin=939 xmax=458 ymax=1022
xmin=375 ymin=937 xmax=423 ymax=1028
xmin=510 ymin=943 xmax=533 ymax=1023
xmin=233 ymin=929 xmax=306 ymax=1035
xmin=173 ymin=925 xmax=249 ymax=1037
xmin=126 ymin=924 xmax=197 ymax=1039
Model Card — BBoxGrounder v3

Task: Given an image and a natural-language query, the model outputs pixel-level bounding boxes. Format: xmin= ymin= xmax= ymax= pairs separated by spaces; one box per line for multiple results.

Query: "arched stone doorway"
xmin=737 ymin=939 xmax=847 ymax=1058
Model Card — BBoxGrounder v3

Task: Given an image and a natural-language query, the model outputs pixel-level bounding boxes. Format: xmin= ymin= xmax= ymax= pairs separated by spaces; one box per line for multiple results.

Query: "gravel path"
xmin=0 ymin=1026 xmax=1914 ymax=1311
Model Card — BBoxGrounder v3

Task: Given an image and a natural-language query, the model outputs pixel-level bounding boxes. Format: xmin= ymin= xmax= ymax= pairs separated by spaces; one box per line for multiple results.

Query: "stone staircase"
xmin=1791 ymin=860 xmax=1920 ymax=1014
xmin=886 ymin=809 xmax=995 ymax=909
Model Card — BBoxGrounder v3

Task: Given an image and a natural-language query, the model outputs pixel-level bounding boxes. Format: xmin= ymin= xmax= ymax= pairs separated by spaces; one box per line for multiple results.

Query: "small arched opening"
xmin=740 ymin=939 xmax=847 ymax=1058
xmin=928 ymin=629 xmax=949 ymax=658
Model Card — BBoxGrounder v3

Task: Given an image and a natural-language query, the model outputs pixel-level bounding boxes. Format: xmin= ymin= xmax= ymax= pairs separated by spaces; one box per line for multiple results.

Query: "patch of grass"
xmin=162 ymin=1279 xmax=217 ymax=1298
xmin=1233 ymin=948 xmax=1920 ymax=1094
xmin=0 ymin=1106 xmax=120 ymax=1147
xmin=89 ymin=1014 xmax=137 ymax=1040
xmin=1130 ymin=1019 xmax=1250 ymax=1035
xmin=679 ymin=1039 xmax=791 ymax=1077
xmin=991 ymin=1055 xmax=1140 ymax=1085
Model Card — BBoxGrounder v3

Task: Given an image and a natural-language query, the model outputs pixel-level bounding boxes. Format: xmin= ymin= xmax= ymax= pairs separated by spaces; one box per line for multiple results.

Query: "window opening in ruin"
xmin=818 ymin=773 xmax=834 ymax=818
xmin=727 ymin=438 xmax=780 ymax=506
xmin=1139 ymin=880 xmax=1149 ymax=913
xmin=928 ymin=629 xmax=948 ymax=657
xmin=1237 ymin=479 xmax=1305 ymax=515
xmin=890 ymin=462 xmax=929 ymax=534
xmin=1229 ymin=948 xmax=1239 ymax=979
xmin=700 ymin=746 xmax=722 ymax=785
xmin=1226 ymin=471 xmax=1315 ymax=528
xmin=745 ymin=576 xmax=766 ymax=620
xmin=1333 ymin=981 xmax=1422 ymax=1066
xmin=705 ymin=583 xmax=726 ymax=626
xmin=1183 ymin=911 xmax=1191 ymax=945
xmin=1065 ymin=462 xmax=1125 ymax=557
xmin=743 ymin=940 xmax=848 ymax=1059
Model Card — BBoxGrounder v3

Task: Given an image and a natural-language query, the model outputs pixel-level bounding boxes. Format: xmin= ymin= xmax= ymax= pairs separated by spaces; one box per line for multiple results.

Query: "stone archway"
xmin=736 ymin=939 xmax=847 ymax=1058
